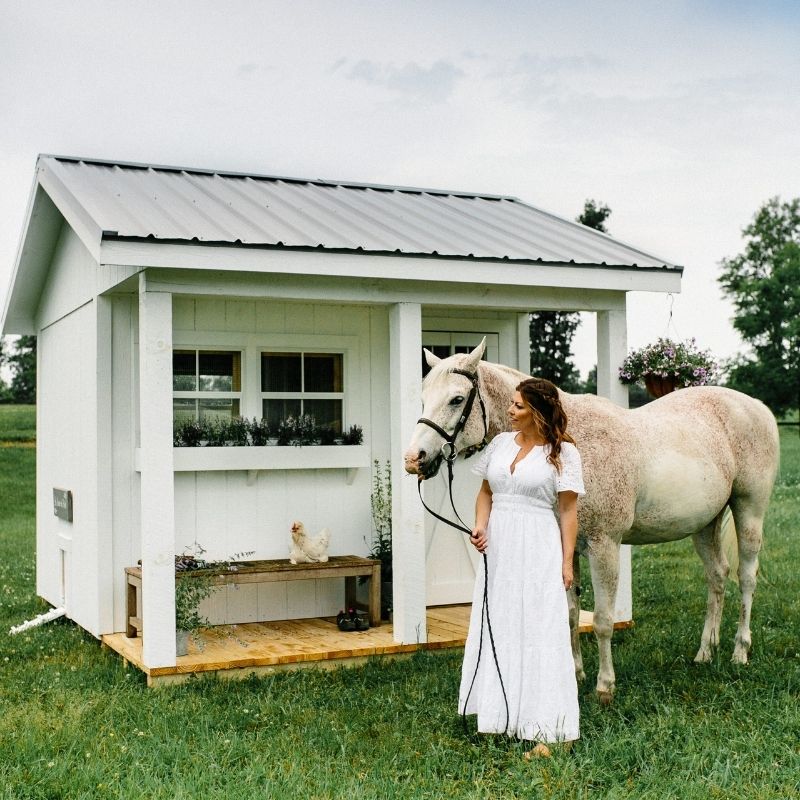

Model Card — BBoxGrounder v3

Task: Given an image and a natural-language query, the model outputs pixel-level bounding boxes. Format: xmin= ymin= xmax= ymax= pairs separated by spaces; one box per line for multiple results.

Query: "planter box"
xmin=134 ymin=445 xmax=370 ymax=478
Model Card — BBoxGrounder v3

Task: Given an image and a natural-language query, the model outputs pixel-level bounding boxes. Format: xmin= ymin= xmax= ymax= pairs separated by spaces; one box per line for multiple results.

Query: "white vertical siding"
xmin=169 ymin=297 xmax=377 ymax=623
xmin=111 ymin=295 xmax=139 ymax=632
xmin=36 ymin=302 xmax=99 ymax=632
xmin=35 ymin=225 xmax=95 ymax=330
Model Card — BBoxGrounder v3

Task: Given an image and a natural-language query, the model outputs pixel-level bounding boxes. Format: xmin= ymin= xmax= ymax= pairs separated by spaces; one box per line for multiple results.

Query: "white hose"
xmin=9 ymin=606 xmax=66 ymax=635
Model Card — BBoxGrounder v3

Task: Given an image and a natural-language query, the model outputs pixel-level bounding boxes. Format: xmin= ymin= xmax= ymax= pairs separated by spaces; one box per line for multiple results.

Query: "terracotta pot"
xmin=644 ymin=374 xmax=678 ymax=398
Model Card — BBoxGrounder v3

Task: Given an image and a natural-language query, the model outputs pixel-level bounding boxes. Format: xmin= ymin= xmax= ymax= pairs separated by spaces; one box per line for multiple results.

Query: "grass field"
xmin=0 ymin=405 xmax=798 ymax=799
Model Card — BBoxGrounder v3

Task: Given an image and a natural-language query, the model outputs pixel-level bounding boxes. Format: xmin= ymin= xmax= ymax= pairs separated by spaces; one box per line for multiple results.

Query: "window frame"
xmin=259 ymin=348 xmax=347 ymax=431
xmin=172 ymin=346 xmax=244 ymax=422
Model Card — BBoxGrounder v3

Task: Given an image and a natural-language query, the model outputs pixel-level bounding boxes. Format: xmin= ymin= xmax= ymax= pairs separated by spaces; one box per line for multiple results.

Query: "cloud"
xmin=347 ymin=59 xmax=465 ymax=102
xmin=487 ymin=52 xmax=613 ymax=106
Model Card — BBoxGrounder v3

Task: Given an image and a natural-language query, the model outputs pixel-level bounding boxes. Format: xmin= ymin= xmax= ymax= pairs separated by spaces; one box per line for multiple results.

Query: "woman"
xmin=458 ymin=377 xmax=584 ymax=758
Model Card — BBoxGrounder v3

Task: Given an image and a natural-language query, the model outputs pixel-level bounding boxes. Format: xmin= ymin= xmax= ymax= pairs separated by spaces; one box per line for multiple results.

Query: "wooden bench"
xmin=125 ymin=555 xmax=382 ymax=637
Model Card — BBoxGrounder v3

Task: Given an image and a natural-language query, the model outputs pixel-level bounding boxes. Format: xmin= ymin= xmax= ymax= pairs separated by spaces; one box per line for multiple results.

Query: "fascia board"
xmin=99 ymin=240 xmax=682 ymax=294
xmin=140 ymin=268 xmax=666 ymax=313
xmin=37 ymin=159 xmax=103 ymax=262
xmin=1 ymin=180 xmax=63 ymax=335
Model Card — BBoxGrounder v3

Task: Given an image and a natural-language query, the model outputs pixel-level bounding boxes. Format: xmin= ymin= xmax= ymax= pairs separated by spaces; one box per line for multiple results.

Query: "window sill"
xmin=135 ymin=445 xmax=370 ymax=481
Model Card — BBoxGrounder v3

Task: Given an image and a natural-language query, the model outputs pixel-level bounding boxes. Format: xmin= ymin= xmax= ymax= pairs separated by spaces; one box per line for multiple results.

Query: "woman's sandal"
xmin=523 ymin=743 xmax=552 ymax=760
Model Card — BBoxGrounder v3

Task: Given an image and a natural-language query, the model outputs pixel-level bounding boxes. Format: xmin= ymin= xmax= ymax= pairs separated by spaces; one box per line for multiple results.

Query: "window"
xmin=261 ymin=351 xmax=344 ymax=433
xmin=421 ymin=332 xmax=498 ymax=377
xmin=172 ymin=350 xmax=242 ymax=423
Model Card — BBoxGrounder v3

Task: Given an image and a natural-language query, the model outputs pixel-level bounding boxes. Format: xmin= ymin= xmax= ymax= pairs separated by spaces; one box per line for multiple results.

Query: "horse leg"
xmin=729 ymin=497 xmax=766 ymax=664
xmin=567 ymin=550 xmax=585 ymax=682
xmin=691 ymin=513 xmax=729 ymax=663
xmin=587 ymin=538 xmax=620 ymax=703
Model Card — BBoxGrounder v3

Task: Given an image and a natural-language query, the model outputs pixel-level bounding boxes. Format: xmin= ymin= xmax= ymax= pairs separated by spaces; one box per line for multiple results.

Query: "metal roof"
xmin=38 ymin=155 xmax=677 ymax=269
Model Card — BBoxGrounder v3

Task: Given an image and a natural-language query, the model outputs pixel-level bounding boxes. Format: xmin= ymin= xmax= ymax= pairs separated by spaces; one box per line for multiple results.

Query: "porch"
xmin=101 ymin=606 xmax=619 ymax=687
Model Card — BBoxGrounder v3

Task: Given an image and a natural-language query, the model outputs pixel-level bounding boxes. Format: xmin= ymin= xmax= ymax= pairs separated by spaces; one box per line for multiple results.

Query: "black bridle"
xmin=416 ymin=368 xmax=489 ymax=465
xmin=415 ymin=368 xmax=509 ymax=737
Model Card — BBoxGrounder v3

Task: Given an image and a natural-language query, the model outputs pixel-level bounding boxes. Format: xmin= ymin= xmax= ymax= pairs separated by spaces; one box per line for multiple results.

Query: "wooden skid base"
xmin=101 ymin=606 xmax=632 ymax=687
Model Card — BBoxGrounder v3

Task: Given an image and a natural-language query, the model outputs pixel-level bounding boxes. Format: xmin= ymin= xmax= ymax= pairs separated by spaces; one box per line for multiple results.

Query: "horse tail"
xmin=718 ymin=506 xmax=739 ymax=585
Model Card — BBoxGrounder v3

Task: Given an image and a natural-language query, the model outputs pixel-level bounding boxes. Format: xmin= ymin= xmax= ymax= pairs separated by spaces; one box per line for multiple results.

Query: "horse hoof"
xmin=731 ymin=648 xmax=749 ymax=665
xmin=575 ymin=669 xmax=586 ymax=683
xmin=693 ymin=649 xmax=712 ymax=664
xmin=597 ymin=691 xmax=614 ymax=706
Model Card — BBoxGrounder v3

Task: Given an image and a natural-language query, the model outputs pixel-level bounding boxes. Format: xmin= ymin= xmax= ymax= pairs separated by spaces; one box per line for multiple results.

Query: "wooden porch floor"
xmin=102 ymin=606 xmax=614 ymax=687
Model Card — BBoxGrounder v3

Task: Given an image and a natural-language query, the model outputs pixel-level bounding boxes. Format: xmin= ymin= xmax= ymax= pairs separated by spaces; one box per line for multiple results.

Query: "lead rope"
xmin=416 ymin=456 xmax=510 ymax=739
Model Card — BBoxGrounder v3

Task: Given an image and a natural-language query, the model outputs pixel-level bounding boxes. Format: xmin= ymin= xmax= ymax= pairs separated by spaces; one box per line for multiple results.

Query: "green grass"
xmin=0 ymin=428 xmax=798 ymax=799
xmin=0 ymin=404 xmax=36 ymax=443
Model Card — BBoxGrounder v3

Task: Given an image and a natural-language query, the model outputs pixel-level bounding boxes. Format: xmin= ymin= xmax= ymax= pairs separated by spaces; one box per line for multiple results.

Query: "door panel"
xmin=421 ymin=332 xmax=499 ymax=605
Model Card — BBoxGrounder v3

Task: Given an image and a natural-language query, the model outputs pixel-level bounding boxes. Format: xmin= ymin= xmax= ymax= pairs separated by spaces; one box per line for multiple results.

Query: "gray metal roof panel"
xmin=39 ymin=155 xmax=678 ymax=269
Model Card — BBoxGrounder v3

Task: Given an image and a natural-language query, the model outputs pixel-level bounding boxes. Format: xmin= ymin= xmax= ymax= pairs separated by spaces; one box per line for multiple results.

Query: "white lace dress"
xmin=458 ymin=432 xmax=585 ymax=742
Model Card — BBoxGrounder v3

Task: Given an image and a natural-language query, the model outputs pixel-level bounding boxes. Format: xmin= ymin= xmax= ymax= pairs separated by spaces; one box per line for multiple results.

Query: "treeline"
xmin=0 ymin=336 xmax=36 ymax=404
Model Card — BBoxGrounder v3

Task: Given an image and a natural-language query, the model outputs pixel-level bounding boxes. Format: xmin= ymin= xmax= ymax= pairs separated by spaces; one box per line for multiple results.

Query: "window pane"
xmin=263 ymin=399 xmax=301 ymax=428
xmin=198 ymin=351 xmax=241 ymax=392
xmin=421 ymin=345 xmax=451 ymax=378
xmin=199 ymin=398 xmax=240 ymax=422
xmin=262 ymin=353 xmax=301 ymax=392
xmin=303 ymin=399 xmax=342 ymax=434
xmin=304 ymin=353 xmax=343 ymax=392
xmin=173 ymin=398 xmax=197 ymax=424
xmin=173 ymin=351 xmax=197 ymax=391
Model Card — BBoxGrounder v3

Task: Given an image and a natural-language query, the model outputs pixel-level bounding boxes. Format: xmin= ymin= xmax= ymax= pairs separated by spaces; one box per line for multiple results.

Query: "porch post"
xmin=516 ymin=312 xmax=530 ymax=374
xmin=138 ymin=273 xmax=176 ymax=667
xmin=389 ymin=302 xmax=426 ymax=643
xmin=596 ymin=300 xmax=632 ymax=623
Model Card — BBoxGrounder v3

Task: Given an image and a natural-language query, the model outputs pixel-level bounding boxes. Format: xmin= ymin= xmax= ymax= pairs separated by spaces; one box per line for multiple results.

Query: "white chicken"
xmin=289 ymin=521 xmax=331 ymax=564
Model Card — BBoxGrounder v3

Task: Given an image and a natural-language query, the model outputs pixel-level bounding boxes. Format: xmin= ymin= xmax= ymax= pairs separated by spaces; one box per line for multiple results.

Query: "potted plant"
xmin=368 ymin=459 xmax=392 ymax=620
xmin=618 ymin=337 xmax=718 ymax=398
xmin=174 ymin=570 xmax=215 ymax=656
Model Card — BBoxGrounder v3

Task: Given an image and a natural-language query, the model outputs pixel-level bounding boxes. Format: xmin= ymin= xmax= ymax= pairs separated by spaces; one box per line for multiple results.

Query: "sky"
xmin=1 ymin=0 xmax=799 ymax=377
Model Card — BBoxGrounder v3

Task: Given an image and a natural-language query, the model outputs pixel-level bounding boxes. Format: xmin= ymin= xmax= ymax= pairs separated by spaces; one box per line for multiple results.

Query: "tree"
xmin=0 ymin=338 xmax=11 ymax=403
xmin=577 ymin=199 xmax=611 ymax=233
xmin=528 ymin=200 xmax=613 ymax=391
xmin=528 ymin=312 xmax=582 ymax=391
xmin=8 ymin=335 xmax=37 ymax=404
xmin=719 ymin=198 xmax=800 ymax=416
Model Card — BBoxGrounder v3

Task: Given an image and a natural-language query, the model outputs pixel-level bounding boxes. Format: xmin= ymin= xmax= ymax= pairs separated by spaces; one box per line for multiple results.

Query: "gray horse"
xmin=404 ymin=340 xmax=779 ymax=702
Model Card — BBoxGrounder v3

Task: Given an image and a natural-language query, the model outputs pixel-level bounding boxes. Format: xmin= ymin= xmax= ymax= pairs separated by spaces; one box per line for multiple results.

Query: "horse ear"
xmin=462 ymin=337 xmax=486 ymax=372
xmin=424 ymin=348 xmax=442 ymax=368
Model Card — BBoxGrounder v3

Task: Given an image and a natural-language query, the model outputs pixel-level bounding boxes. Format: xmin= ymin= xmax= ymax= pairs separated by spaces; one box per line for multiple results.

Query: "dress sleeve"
xmin=557 ymin=443 xmax=585 ymax=496
xmin=470 ymin=433 xmax=504 ymax=479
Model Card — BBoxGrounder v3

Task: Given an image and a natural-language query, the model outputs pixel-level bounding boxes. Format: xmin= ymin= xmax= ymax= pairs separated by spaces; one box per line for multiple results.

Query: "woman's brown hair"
xmin=515 ymin=377 xmax=575 ymax=472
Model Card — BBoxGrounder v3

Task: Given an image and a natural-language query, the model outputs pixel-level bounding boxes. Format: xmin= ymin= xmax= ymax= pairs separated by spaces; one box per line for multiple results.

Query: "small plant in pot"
xmin=174 ymin=570 xmax=215 ymax=656
xmin=173 ymin=545 xmax=255 ymax=655
xmin=369 ymin=459 xmax=392 ymax=620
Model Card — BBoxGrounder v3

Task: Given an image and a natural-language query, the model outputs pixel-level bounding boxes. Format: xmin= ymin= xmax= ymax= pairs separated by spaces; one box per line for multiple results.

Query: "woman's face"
xmin=508 ymin=391 xmax=537 ymax=434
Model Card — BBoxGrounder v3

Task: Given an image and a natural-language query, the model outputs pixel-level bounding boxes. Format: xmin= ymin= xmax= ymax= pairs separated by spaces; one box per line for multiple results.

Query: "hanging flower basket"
xmin=619 ymin=338 xmax=718 ymax=398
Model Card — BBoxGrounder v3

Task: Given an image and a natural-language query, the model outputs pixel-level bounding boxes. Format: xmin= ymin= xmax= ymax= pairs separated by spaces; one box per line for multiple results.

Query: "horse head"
xmin=404 ymin=338 xmax=489 ymax=480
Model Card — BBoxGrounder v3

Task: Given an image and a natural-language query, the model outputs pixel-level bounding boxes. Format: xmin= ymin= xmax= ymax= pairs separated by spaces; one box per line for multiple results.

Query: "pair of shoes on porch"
xmin=336 ymin=608 xmax=370 ymax=632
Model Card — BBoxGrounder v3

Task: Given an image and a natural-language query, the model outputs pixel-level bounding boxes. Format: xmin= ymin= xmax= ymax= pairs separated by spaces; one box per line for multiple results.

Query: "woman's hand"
xmin=470 ymin=526 xmax=488 ymax=553
xmin=562 ymin=559 xmax=574 ymax=590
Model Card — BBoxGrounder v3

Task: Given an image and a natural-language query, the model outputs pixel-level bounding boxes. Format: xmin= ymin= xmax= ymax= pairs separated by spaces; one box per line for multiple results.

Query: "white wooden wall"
xmin=34 ymin=226 xmax=109 ymax=636
xmin=109 ymin=296 xmax=392 ymax=629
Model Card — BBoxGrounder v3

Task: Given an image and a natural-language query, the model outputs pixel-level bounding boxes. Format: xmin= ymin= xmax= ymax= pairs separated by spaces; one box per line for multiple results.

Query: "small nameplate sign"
xmin=53 ymin=488 xmax=73 ymax=522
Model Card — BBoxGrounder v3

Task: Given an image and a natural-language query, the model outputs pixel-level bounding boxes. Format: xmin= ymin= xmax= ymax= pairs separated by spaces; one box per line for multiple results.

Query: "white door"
xmin=422 ymin=332 xmax=499 ymax=605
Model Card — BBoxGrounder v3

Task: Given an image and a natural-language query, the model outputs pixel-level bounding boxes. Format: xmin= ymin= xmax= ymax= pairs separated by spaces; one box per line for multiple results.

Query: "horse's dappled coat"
xmin=405 ymin=341 xmax=779 ymax=701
